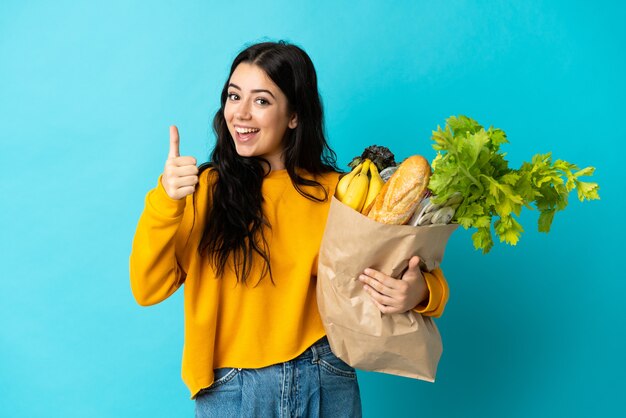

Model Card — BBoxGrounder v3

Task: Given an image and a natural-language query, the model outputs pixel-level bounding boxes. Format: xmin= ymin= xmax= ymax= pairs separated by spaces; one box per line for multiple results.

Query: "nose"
xmin=235 ymin=99 xmax=252 ymax=120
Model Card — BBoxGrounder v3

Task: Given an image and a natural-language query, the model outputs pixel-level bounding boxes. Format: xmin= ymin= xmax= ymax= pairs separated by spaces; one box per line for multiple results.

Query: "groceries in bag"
xmin=318 ymin=114 xmax=601 ymax=382
xmin=335 ymin=115 xmax=601 ymax=252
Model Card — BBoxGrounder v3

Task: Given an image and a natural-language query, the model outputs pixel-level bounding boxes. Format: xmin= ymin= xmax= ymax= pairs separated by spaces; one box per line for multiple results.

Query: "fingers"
xmin=362 ymin=283 xmax=397 ymax=307
xmin=359 ymin=263 xmax=420 ymax=315
xmin=169 ymin=156 xmax=198 ymax=167
xmin=359 ymin=273 xmax=392 ymax=296
xmin=163 ymin=160 xmax=199 ymax=187
xmin=167 ymin=174 xmax=198 ymax=188
xmin=166 ymin=160 xmax=199 ymax=173
xmin=359 ymin=270 xmax=403 ymax=311
xmin=361 ymin=268 xmax=400 ymax=289
xmin=175 ymin=186 xmax=196 ymax=197
xmin=169 ymin=125 xmax=180 ymax=159
xmin=161 ymin=171 xmax=199 ymax=200
xmin=162 ymin=125 xmax=199 ymax=200
xmin=361 ymin=280 xmax=411 ymax=315
xmin=368 ymin=296 xmax=402 ymax=315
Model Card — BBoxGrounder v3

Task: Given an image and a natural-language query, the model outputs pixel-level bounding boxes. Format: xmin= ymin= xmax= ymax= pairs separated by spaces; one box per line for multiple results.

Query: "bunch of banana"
xmin=336 ymin=159 xmax=386 ymax=214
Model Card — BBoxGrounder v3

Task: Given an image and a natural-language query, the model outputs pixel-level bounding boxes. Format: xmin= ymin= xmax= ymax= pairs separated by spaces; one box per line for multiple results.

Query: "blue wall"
xmin=1 ymin=1 xmax=624 ymax=417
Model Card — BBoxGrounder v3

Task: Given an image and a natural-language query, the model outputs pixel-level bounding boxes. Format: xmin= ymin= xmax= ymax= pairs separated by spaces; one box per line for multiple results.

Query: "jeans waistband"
xmin=295 ymin=336 xmax=332 ymax=362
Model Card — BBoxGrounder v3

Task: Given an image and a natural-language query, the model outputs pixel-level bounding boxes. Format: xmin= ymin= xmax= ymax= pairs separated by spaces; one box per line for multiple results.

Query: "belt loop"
xmin=310 ymin=341 xmax=320 ymax=363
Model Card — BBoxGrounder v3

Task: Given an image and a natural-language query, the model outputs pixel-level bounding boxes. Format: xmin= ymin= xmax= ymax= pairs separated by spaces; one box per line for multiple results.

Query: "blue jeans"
xmin=195 ymin=336 xmax=362 ymax=417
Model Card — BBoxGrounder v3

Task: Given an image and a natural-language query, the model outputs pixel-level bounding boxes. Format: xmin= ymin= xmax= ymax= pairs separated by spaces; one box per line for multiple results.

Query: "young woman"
xmin=130 ymin=41 xmax=449 ymax=417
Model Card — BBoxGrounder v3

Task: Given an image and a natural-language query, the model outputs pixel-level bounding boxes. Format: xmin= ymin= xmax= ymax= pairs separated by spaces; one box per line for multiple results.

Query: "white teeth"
xmin=235 ymin=127 xmax=260 ymax=134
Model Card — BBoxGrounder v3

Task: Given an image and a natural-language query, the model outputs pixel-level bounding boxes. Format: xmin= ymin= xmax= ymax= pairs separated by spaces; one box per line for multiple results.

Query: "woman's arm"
xmin=129 ymin=175 xmax=188 ymax=306
xmin=130 ymin=127 xmax=199 ymax=306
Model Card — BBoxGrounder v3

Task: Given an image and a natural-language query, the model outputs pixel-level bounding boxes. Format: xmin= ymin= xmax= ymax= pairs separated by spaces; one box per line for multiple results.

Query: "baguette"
xmin=365 ymin=155 xmax=431 ymax=225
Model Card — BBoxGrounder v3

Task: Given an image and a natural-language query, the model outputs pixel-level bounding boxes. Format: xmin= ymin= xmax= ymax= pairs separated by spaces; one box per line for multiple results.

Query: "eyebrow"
xmin=228 ymin=83 xmax=276 ymax=99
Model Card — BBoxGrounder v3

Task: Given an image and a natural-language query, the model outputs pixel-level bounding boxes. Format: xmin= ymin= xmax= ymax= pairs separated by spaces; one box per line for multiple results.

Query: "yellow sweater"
xmin=129 ymin=167 xmax=448 ymax=399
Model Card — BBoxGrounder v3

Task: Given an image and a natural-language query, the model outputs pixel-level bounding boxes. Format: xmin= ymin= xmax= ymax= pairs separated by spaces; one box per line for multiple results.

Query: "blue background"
xmin=1 ymin=1 xmax=624 ymax=417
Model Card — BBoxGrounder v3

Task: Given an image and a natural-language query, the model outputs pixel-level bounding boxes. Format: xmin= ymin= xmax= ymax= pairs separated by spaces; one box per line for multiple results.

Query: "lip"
xmin=234 ymin=128 xmax=260 ymax=143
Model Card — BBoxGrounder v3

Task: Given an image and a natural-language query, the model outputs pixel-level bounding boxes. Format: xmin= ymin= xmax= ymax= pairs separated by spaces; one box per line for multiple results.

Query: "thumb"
xmin=400 ymin=256 xmax=422 ymax=282
xmin=169 ymin=125 xmax=180 ymax=158
xmin=408 ymin=256 xmax=421 ymax=272
xmin=401 ymin=256 xmax=423 ymax=282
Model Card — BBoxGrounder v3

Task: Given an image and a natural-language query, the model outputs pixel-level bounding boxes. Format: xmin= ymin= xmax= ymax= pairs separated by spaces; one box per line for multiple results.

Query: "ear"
xmin=288 ymin=113 xmax=298 ymax=129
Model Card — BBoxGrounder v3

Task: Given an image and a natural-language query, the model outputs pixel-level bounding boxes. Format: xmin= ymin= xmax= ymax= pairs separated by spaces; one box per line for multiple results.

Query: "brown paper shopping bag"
xmin=316 ymin=197 xmax=458 ymax=381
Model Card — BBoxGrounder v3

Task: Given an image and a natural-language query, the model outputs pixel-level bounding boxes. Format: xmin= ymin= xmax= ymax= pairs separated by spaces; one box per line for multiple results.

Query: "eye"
xmin=255 ymin=97 xmax=270 ymax=106
xmin=227 ymin=92 xmax=239 ymax=101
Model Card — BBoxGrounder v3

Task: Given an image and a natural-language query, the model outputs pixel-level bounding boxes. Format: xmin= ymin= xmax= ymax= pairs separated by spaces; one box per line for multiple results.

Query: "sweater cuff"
xmin=145 ymin=174 xmax=187 ymax=219
xmin=412 ymin=267 xmax=449 ymax=318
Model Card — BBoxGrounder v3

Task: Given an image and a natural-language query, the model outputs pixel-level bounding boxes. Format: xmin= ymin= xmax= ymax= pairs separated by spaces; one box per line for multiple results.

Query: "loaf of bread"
xmin=365 ymin=155 xmax=431 ymax=224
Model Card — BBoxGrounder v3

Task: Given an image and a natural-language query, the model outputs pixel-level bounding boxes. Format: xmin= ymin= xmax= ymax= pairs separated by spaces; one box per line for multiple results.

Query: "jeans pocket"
xmin=318 ymin=350 xmax=357 ymax=379
xmin=197 ymin=368 xmax=240 ymax=396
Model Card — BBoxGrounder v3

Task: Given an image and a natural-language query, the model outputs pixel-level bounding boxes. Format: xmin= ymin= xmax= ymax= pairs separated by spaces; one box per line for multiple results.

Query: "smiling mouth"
xmin=234 ymin=127 xmax=260 ymax=142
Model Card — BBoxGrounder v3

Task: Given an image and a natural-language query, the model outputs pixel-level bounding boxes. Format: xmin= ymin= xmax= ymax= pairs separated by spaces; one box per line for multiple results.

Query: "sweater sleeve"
xmin=129 ymin=174 xmax=188 ymax=306
xmin=412 ymin=267 xmax=449 ymax=318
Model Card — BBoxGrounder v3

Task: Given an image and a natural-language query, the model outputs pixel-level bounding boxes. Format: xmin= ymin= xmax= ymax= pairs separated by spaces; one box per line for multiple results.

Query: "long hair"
xmin=197 ymin=41 xmax=338 ymax=284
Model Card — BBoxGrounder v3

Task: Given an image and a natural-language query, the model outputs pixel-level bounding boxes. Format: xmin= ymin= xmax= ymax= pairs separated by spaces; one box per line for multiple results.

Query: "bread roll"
xmin=366 ymin=155 xmax=431 ymax=225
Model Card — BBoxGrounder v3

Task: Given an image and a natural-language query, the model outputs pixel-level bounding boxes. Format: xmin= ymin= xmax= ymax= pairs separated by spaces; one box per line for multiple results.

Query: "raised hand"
xmin=161 ymin=125 xmax=199 ymax=200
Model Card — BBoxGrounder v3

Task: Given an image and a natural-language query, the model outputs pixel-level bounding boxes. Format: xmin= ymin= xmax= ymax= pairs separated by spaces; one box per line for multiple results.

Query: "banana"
xmin=342 ymin=159 xmax=371 ymax=212
xmin=362 ymin=162 xmax=385 ymax=214
xmin=335 ymin=162 xmax=363 ymax=201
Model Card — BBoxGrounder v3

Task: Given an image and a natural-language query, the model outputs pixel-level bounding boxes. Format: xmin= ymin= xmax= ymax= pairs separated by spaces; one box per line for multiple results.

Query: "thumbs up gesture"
xmin=161 ymin=125 xmax=199 ymax=200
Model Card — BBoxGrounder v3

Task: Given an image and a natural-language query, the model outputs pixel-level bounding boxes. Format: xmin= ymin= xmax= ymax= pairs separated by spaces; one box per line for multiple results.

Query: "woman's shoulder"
xmin=293 ymin=169 xmax=342 ymax=202
xmin=303 ymin=169 xmax=341 ymax=186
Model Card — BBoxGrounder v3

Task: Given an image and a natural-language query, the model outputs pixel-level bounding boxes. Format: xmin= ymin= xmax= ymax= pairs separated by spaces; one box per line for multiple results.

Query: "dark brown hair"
xmin=197 ymin=41 xmax=338 ymax=284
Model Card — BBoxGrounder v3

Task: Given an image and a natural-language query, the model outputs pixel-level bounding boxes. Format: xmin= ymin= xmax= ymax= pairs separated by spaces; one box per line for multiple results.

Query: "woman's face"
xmin=224 ymin=62 xmax=297 ymax=171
